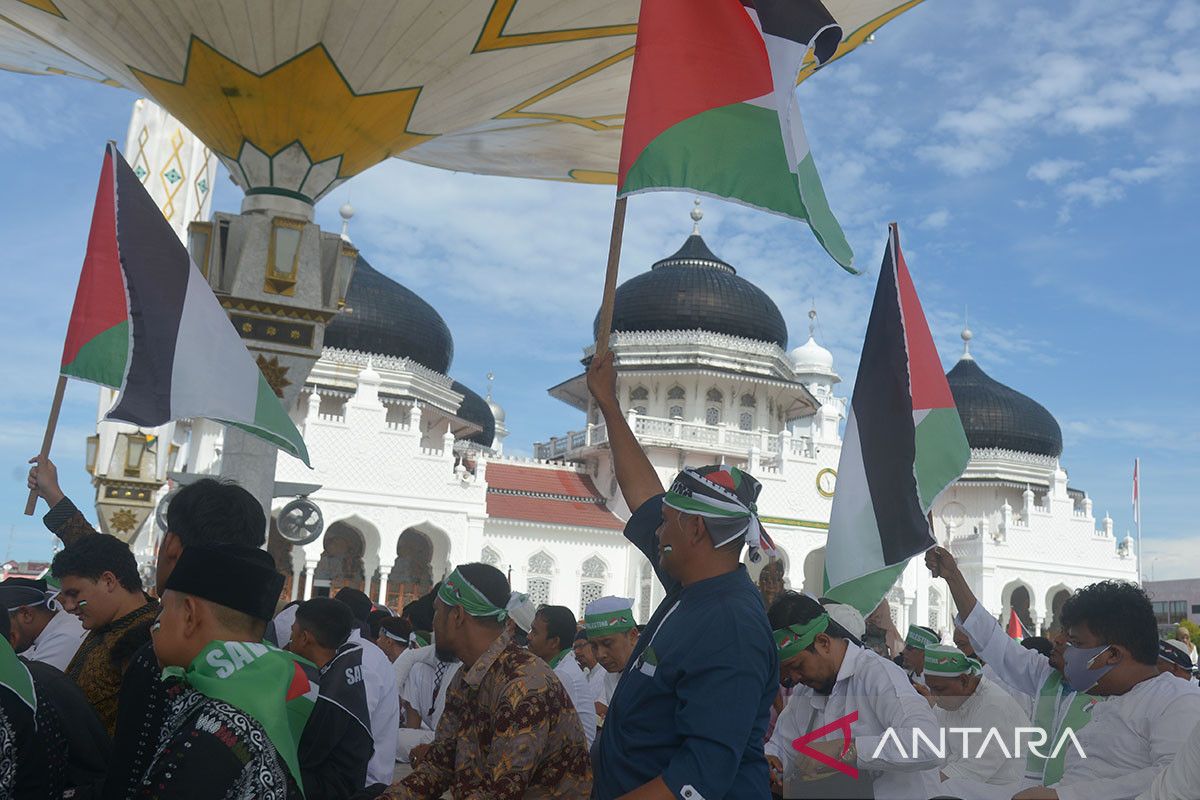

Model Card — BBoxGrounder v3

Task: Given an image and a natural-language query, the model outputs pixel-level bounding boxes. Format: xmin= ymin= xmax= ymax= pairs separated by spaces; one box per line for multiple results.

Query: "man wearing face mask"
xmin=587 ymin=351 xmax=779 ymax=800
xmin=930 ymin=547 xmax=1200 ymax=800
xmin=765 ymin=592 xmax=941 ymax=799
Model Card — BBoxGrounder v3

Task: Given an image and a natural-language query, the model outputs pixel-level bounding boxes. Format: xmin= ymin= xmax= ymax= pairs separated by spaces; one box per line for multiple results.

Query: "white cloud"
xmin=1027 ymin=159 xmax=1083 ymax=184
xmin=918 ymin=209 xmax=951 ymax=230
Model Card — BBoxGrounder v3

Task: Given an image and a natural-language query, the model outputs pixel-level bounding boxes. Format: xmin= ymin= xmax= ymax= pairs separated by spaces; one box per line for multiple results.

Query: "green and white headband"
xmin=906 ymin=625 xmax=940 ymax=650
xmin=438 ymin=568 xmax=508 ymax=622
xmin=924 ymin=644 xmax=979 ymax=677
xmin=584 ymin=597 xmax=637 ymax=638
xmin=774 ymin=613 xmax=831 ymax=660
xmin=664 ymin=466 xmax=777 ymax=562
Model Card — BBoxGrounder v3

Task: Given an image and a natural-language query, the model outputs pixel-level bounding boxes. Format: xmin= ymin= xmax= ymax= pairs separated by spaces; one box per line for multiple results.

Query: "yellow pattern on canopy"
xmin=0 ymin=0 xmax=925 ymax=199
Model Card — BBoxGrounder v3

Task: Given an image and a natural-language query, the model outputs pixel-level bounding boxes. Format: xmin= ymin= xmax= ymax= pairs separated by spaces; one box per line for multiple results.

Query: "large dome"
xmin=947 ymin=356 xmax=1063 ymax=458
xmin=451 ymin=381 xmax=496 ymax=448
xmin=324 ymin=256 xmax=454 ymax=374
xmin=593 ymin=233 xmax=789 ymax=349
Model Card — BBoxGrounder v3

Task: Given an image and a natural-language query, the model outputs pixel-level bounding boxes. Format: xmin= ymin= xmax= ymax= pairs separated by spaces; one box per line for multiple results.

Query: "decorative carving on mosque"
xmin=757 ymin=560 xmax=785 ymax=610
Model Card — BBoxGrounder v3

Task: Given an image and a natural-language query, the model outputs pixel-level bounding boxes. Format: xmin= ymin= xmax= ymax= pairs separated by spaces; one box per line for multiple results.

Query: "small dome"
xmin=451 ymin=381 xmax=495 ymax=447
xmin=324 ymin=256 xmax=454 ymax=374
xmin=947 ymin=356 xmax=1063 ymax=457
xmin=594 ymin=232 xmax=788 ymax=348
xmin=789 ymin=336 xmax=835 ymax=374
xmin=487 ymin=398 xmax=506 ymax=424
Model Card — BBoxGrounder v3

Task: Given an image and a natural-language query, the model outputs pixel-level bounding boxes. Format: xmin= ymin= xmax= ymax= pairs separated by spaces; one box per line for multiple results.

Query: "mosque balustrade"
xmin=533 ymin=413 xmax=815 ymax=463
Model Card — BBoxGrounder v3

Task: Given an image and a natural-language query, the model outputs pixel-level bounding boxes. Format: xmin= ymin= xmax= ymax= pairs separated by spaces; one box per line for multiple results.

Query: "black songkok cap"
xmin=163 ymin=544 xmax=283 ymax=621
xmin=0 ymin=577 xmax=52 ymax=610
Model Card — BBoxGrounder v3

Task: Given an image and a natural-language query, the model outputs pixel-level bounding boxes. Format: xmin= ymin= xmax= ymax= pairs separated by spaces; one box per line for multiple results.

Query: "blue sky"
xmin=0 ymin=0 xmax=1196 ymax=578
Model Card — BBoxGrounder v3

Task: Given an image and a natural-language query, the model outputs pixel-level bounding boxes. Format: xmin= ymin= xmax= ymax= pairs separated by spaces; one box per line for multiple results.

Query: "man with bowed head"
xmin=383 ymin=563 xmax=591 ymax=799
xmin=584 ymin=595 xmax=640 ymax=719
xmin=587 ymin=350 xmax=778 ymax=800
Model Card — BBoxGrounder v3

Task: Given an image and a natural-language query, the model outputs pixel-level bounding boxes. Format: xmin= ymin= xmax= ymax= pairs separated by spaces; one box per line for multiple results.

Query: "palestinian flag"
xmin=1007 ymin=609 xmax=1027 ymax=640
xmin=60 ymin=144 xmax=309 ymax=465
xmin=618 ymin=0 xmax=854 ymax=269
xmin=823 ymin=224 xmax=969 ymax=614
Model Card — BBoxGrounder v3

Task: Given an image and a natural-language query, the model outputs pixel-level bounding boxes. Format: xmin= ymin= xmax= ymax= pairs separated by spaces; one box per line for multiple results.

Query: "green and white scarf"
xmin=585 ymin=607 xmax=637 ymax=637
xmin=162 ymin=640 xmax=317 ymax=792
xmin=0 ymin=637 xmax=35 ymax=714
xmin=905 ymin=625 xmax=940 ymax=650
xmin=924 ymin=644 xmax=978 ymax=676
xmin=438 ymin=568 xmax=509 ymax=621
xmin=774 ymin=613 xmax=831 ymax=660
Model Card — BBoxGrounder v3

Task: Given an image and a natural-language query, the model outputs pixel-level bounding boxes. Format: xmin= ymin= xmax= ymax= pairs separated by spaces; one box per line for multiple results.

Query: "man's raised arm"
xmin=586 ymin=351 xmax=662 ymax=514
xmin=28 ymin=455 xmax=96 ymax=547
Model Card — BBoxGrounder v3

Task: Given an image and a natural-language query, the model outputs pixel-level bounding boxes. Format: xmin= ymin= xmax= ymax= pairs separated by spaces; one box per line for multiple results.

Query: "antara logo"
xmin=792 ymin=711 xmax=859 ymax=778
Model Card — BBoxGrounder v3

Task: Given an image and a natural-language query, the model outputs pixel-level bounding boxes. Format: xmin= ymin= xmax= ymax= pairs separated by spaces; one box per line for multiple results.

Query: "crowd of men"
xmin=3 ymin=351 xmax=1199 ymax=799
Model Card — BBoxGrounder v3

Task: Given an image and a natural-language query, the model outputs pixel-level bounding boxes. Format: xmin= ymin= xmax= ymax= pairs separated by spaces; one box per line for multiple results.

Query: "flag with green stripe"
xmin=618 ymin=0 xmax=926 ymax=271
xmin=823 ymin=224 xmax=969 ymax=614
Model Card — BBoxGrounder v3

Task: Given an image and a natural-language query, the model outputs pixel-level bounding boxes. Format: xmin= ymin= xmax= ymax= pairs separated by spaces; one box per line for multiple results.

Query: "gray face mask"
xmin=1062 ymin=643 xmax=1116 ymax=693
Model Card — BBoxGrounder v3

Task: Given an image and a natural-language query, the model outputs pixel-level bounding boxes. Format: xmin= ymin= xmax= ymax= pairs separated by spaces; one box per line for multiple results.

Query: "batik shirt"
xmin=385 ymin=631 xmax=592 ymax=799
xmin=65 ymin=597 xmax=159 ymax=734
xmin=137 ymin=682 xmax=300 ymax=800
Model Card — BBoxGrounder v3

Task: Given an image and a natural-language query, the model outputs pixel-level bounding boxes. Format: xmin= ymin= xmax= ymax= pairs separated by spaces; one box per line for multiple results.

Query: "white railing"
xmin=533 ymin=413 xmax=816 ymax=462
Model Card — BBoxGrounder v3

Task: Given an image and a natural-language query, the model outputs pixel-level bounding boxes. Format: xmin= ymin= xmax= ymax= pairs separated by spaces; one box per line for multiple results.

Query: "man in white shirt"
xmin=928 ymin=546 xmax=1200 ymax=800
xmin=573 ymin=629 xmax=607 ymax=703
xmin=583 ymin=595 xmax=639 ymax=720
xmin=527 ymin=605 xmax=597 ymax=744
xmin=0 ymin=577 xmax=85 ymax=671
xmin=397 ymin=651 xmax=460 ymax=762
xmin=954 ymin=623 xmax=1033 ymax=719
xmin=764 ymin=592 xmax=942 ymax=800
xmin=1174 ymin=626 xmax=1198 ymax=666
xmin=923 ymin=643 xmax=1026 ymax=789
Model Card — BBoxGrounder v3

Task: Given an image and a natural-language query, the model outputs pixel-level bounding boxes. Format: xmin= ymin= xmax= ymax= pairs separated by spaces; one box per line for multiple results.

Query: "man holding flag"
xmin=586 ymin=352 xmax=778 ymax=800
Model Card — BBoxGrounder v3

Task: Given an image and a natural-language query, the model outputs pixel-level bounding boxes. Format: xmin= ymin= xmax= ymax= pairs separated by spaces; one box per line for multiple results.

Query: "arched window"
xmin=740 ymin=393 xmax=757 ymax=407
xmin=630 ymin=386 xmax=649 ymax=402
xmin=667 ymin=386 xmax=686 ymax=420
xmin=887 ymin=586 xmax=905 ymax=628
xmin=738 ymin=411 xmax=754 ymax=431
xmin=705 ymin=388 xmax=723 ymax=426
xmin=580 ymin=556 xmax=607 ymax=617
xmin=638 ymin=560 xmax=653 ymax=622
xmin=481 ymin=546 xmax=501 ymax=567
xmin=527 ymin=551 xmax=554 ymax=607
xmin=928 ymin=586 xmax=943 ymax=630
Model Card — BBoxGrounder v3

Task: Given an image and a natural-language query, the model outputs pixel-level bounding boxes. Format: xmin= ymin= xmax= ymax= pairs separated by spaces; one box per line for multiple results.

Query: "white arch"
xmin=398 ymin=519 xmax=453 ymax=583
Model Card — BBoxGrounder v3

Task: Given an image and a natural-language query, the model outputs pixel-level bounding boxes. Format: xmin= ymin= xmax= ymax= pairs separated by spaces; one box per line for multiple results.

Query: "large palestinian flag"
xmin=618 ymin=0 xmax=856 ymax=269
xmin=60 ymin=144 xmax=310 ymax=465
xmin=823 ymin=224 xmax=969 ymax=614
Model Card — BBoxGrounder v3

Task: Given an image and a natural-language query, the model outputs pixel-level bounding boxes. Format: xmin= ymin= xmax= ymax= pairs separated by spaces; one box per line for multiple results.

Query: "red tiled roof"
xmin=486 ymin=463 xmax=606 ymax=497
xmin=485 ymin=463 xmax=625 ymax=530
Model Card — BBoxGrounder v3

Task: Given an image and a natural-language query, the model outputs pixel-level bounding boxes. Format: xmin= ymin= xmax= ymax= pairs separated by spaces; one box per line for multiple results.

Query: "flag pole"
xmin=25 ymin=375 xmax=68 ymax=516
xmin=1135 ymin=458 xmax=1143 ymax=585
xmin=593 ymin=196 xmax=629 ymax=359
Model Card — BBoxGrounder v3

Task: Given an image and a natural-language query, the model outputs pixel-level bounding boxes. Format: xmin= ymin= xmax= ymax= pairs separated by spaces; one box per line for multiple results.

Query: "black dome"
xmin=593 ymin=234 xmax=789 ymax=348
xmin=947 ymin=357 xmax=1063 ymax=457
xmin=324 ymin=256 xmax=454 ymax=374
xmin=451 ymin=381 xmax=495 ymax=447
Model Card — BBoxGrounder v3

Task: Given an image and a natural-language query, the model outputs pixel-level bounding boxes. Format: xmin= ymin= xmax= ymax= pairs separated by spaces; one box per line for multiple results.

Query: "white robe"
xmin=959 ymin=604 xmax=1200 ymax=800
xmin=1139 ymin=718 xmax=1200 ymax=800
xmin=936 ymin=676 xmax=1027 ymax=786
xmin=553 ymin=653 xmax=597 ymax=745
xmin=765 ymin=643 xmax=942 ymax=800
xmin=397 ymin=657 xmax=460 ymax=763
xmin=22 ymin=610 xmax=85 ymax=671
xmin=585 ymin=664 xmax=606 ymax=704
xmin=347 ymin=631 xmax=400 ymax=787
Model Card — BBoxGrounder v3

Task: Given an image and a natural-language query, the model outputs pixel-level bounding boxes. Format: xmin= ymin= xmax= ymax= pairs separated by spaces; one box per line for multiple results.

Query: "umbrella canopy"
xmin=0 ymin=0 xmax=922 ymax=202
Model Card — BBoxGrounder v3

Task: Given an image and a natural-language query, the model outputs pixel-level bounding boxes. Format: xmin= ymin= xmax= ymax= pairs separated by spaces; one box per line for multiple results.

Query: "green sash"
xmin=162 ymin=640 xmax=317 ymax=794
xmin=1026 ymin=671 xmax=1098 ymax=785
xmin=549 ymin=649 xmax=571 ymax=668
xmin=0 ymin=637 xmax=35 ymax=713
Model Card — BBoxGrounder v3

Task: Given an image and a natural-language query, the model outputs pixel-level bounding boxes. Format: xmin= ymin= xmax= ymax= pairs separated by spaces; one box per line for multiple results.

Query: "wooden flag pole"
xmin=25 ymin=375 xmax=68 ymax=516
xmin=593 ymin=196 xmax=629 ymax=359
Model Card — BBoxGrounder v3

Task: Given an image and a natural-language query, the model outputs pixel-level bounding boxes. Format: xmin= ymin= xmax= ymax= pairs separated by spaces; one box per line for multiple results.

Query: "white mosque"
xmin=104 ymin=201 xmax=1138 ymax=636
